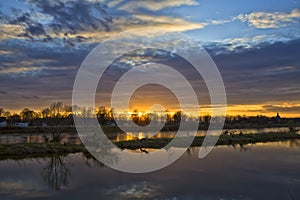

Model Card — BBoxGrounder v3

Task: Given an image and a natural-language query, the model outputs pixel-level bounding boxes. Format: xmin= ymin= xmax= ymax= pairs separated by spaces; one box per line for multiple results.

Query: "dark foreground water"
xmin=0 ymin=140 xmax=299 ymax=200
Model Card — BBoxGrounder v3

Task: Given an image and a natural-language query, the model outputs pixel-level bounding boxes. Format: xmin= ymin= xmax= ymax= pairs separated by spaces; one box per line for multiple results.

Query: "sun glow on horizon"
xmin=3 ymin=102 xmax=300 ymax=118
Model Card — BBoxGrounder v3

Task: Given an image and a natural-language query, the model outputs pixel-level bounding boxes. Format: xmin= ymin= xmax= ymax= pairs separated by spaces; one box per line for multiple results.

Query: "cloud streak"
xmin=0 ymin=24 xmax=26 ymax=41
xmin=117 ymin=0 xmax=198 ymax=12
xmin=0 ymin=66 xmax=42 ymax=75
xmin=263 ymin=104 xmax=300 ymax=114
xmin=134 ymin=14 xmax=205 ymax=31
xmin=236 ymin=8 xmax=300 ymax=29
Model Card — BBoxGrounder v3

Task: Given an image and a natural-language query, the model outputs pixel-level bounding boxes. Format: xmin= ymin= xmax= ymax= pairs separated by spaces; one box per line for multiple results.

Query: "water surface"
xmin=0 ymin=140 xmax=299 ymax=199
xmin=0 ymin=127 xmax=297 ymax=144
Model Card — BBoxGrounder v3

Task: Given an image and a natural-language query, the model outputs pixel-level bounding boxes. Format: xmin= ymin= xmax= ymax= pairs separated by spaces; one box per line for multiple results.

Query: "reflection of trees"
xmin=231 ymin=143 xmax=250 ymax=152
xmin=82 ymin=152 xmax=105 ymax=168
xmin=139 ymin=148 xmax=149 ymax=154
xmin=41 ymin=127 xmax=119 ymax=191
xmin=41 ymin=156 xmax=70 ymax=190
xmin=40 ymin=151 xmax=113 ymax=191
xmin=287 ymin=140 xmax=300 ymax=148
xmin=76 ymin=126 xmax=120 ymax=167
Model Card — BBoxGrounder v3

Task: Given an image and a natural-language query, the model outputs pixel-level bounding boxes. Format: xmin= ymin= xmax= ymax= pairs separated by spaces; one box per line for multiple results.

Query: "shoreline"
xmin=114 ymin=132 xmax=300 ymax=149
xmin=0 ymin=132 xmax=299 ymax=160
xmin=0 ymin=125 xmax=297 ymax=134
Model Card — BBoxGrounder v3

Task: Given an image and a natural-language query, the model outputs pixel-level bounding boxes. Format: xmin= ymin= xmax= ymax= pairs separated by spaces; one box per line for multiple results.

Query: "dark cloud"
xmin=0 ymin=36 xmax=92 ymax=110
xmin=0 ymin=0 xmax=114 ymax=47
xmin=0 ymin=37 xmax=92 ymax=77
xmin=206 ymin=39 xmax=300 ymax=104
xmin=29 ymin=0 xmax=111 ymax=34
xmin=9 ymin=12 xmax=46 ymax=39
xmin=26 ymin=21 xmax=46 ymax=36
xmin=1 ymin=37 xmax=300 ymax=110
xmin=22 ymin=95 xmax=40 ymax=99
xmin=263 ymin=105 xmax=300 ymax=114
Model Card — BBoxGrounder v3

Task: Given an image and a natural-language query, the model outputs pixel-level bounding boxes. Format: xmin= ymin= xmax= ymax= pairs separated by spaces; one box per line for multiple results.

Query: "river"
xmin=0 ymin=140 xmax=299 ymax=199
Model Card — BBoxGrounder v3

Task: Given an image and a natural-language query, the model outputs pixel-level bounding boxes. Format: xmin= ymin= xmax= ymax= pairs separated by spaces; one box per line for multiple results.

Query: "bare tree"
xmin=41 ymin=108 xmax=51 ymax=118
xmin=49 ymin=102 xmax=65 ymax=142
xmin=0 ymin=108 xmax=4 ymax=117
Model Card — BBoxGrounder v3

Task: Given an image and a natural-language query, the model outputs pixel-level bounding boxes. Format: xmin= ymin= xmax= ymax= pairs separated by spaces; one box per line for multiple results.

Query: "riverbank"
xmin=1 ymin=124 xmax=298 ymax=134
xmin=115 ymin=132 xmax=300 ymax=149
xmin=0 ymin=126 xmax=123 ymax=134
xmin=0 ymin=132 xmax=299 ymax=160
xmin=0 ymin=143 xmax=87 ymax=160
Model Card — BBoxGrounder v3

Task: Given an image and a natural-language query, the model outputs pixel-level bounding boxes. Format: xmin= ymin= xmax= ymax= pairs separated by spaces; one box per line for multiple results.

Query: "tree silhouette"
xmin=20 ymin=108 xmax=36 ymax=123
xmin=41 ymin=108 xmax=51 ymax=118
xmin=173 ymin=111 xmax=182 ymax=125
xmin=0 ymin=108 xmax=4 ymax=117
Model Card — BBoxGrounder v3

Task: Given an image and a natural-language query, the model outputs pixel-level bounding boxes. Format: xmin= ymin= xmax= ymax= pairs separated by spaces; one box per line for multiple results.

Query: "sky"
xmin=0 ymin=0 xmax=300 ymax=117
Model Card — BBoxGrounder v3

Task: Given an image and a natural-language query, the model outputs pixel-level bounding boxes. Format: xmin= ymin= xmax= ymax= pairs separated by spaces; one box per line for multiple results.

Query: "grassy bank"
xmin=115 ymin=132 xmax=300 ymax=149
xmin=0 ymin=126 xmax=124 ymax=134
xmin=0 ymin=143 xmax=87 ymax=160
xmin=0 ymin=132 xmax=299 ymax=160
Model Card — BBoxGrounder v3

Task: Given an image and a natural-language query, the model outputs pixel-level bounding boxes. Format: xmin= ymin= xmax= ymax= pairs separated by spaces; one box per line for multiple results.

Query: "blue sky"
xmin=0 ymin=0 xmax=300 ymax=116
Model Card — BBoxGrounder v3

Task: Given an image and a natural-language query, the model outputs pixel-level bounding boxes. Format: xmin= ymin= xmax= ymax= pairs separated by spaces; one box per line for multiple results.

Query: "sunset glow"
xmin=0 ymin=0 xmax=299 ymax=117
xmin=0 ymin=1 xmax=300 ymax=198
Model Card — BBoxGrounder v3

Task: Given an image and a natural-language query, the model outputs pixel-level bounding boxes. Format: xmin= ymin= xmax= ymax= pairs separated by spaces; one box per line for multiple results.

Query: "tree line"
xmin=0 ymin=102 xmax=299 ymax=128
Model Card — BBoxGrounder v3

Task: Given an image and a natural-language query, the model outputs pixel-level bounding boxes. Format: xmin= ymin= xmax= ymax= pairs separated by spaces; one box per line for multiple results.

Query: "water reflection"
xmin=106 ymin=181 xmax=160 ymax=199
xmin=288 ymin=139 xmax=300 ymax=148
xmin=243 ymin=139 xmax=300 ymax=149
xmin=226 ymin=138 xmax=300 ymax=152
xmin=0 ymin=180 xmax=49 ymax=199
xmin=0 ymin=140 xmax=299 ymax=199
xmin=40 ymin=153 xmax=106 ymax=190
xmin=137 ymin=148 xmax=148 ymax=154
xmin=0 ymin=133 xmax=81 ymax=144
xmin=230 ymin=143 xmax=250 ymax=152
xmin=82 ymin=151 xmax=105 ymax=168
xmin=38 ymin=139 xmax=300 ymax=191
xmin=41 ymin=156 xmax=70 ymax=190
xmin=1 ymin=127 xmax=298 ymax=145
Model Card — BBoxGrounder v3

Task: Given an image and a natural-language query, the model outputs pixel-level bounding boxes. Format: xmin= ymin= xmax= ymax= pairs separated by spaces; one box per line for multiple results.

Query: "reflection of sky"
xmin=0 ymin=0 xmax=300 ymax=116
xmin=0 ymin=142 xmax=300 ymax=199
xmin=0 ymin=127 xmax=297 ymax=145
